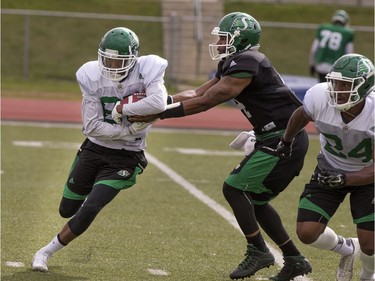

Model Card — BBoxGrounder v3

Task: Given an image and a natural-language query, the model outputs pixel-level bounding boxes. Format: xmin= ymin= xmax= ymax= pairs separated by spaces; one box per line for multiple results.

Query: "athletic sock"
xmin=40 ymin=235 xmax=65 ymax=256
xmin=360 ymin=250 xmax=375 ymax=279
xmin=331 ymin=235 xmax=354 ymax=256
xmin=309 ymin=227 xmax=353 ymax=256
xmin=279 ymin=239 xmax=301 ymax=257
xmin=246 ymin=232 xmax=268 ymax=252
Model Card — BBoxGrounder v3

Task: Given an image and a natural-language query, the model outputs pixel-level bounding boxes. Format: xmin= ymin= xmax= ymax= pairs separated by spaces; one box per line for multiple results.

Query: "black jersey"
xmin=216 ymin=50 xmax=302 ymax=135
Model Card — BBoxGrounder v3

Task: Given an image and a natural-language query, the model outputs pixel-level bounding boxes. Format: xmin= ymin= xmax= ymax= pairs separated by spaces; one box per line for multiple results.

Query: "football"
xmin=120 ymin=92 xmax=146 ymax=104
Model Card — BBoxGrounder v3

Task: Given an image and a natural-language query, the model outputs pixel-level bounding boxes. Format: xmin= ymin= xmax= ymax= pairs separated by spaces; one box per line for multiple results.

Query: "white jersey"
xmin=76 ymin=55 xmax=168 ymax=151
xmin=303 ymin=82 xmax=374 ymax=172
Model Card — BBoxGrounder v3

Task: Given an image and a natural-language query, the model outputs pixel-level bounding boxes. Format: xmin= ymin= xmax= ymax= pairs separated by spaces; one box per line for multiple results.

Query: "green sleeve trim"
xmin=230 ymin=72 xmax=253 ymax=78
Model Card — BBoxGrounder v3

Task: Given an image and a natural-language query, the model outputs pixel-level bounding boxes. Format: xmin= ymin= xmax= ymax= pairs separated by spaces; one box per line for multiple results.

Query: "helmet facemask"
xmin=209 ymin=27 xmax=238 ymax=60
xmin=98 ymin=27 xmax=139 ymax=81
xmin=208 ymin=12 xmax=261 ymax=61
xmin=326 ymin=72 xmax=365 ymax=112
xmin=98 ymin=47 xmax=137 ymax=81
xmin=326 ymin=54 xmax=374 ymax=112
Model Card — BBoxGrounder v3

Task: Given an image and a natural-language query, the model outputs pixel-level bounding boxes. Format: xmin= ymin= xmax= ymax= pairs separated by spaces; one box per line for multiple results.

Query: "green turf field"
xmin=1 ymin=123 xmax=360 ymax=281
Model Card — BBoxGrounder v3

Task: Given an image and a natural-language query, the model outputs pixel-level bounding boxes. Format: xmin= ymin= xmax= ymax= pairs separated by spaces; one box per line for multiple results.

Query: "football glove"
xmin=275 ymin=137 xmax=293 ymax=159
xmin=128 ymin=122 xmax=151 ymax=134
xmin=317 ymin=171 xmax=346 ymax=189
xmin=229 ymin=131 xmax=256 ymax=155
xmin=112 ymin=101 xmax=123 ymax=124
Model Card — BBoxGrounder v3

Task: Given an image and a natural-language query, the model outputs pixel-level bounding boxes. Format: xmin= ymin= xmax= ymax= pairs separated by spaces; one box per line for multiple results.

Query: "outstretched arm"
xmin=171 ymin=77 xmax=220 ymax=103
xmin=129 ymin=75 xmax=251 ymax=122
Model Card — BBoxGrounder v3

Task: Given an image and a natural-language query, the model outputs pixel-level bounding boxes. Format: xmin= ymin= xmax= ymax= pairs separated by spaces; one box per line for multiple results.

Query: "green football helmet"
xmin=331 ymin=10 xmax=349 ymax=26
xmin=326 ymin=54 xmax=374 ymax=112
xmin=209 ymin=12 xmax=261 ymax=60
xmin=98 ymin=27 xmax=139 ymax=81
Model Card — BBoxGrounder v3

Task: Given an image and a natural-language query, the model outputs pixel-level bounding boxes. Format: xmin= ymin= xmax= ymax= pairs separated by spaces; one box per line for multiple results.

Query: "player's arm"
xmin=273 ymin=106 xmax=313 ymax=158
xmin=129 ymin=75 xmax=251 ymax=122
xmin=282 ymin=106 xmax=313 ymax=143
xmin=171 ymin=77 xmax=220 ymax=103
xmin=181 ymin=75 xmax=250 ymax=115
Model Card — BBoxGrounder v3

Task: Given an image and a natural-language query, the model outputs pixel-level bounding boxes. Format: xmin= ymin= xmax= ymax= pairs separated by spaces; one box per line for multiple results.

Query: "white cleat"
xmin=336 ymin=238 xmax=360 ymax=281
xmin=31 ymin=249 xmax=50 ymax=272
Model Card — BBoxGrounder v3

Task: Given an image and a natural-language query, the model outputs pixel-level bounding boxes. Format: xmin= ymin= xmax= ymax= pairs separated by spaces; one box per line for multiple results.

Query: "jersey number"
xmin=323 ymin=133 xmax=372 ymax=162
xmin=319 ymin=30 xmax=343 ymax=51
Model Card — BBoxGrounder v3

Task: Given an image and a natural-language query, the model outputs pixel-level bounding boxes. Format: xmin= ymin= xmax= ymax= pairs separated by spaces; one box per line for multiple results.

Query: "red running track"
xmin=1 ymin=97 xmax=317 ymax=133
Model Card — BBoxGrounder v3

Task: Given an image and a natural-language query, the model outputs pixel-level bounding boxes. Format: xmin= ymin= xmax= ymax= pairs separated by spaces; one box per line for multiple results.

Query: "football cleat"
xmin=269 ymin=255 xmax=312 ymax=281
xmin=31 ymin=249 xmax=50 ymax=272
xmin=229 ymin=244 xmax=275 ymax=279
xmin=336 ymin=237 xmax=360 ymax=281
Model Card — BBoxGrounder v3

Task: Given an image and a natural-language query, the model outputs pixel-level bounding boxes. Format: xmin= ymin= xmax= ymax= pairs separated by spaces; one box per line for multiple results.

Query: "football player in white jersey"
xmin=31 ymin=27 xmax=168 ymax=272
xmin=275 ymin=53 xmax=374 ymax=281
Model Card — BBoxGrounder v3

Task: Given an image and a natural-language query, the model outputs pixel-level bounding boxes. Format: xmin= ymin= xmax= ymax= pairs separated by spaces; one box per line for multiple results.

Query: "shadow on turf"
xmin=2 ymin=269 xmax=90 ymax=281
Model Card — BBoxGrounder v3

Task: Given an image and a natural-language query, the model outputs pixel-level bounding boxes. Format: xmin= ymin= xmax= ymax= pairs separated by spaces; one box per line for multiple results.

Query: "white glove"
xmin=128 ymin=122 xmax=150 ymax=134
xmin=243 ymin=133 xmax=256 ymax=155
xmin=111 ymin=101 xmax=122 ymax=124
xmin=229 ymin=130 xmax=256 ymax=155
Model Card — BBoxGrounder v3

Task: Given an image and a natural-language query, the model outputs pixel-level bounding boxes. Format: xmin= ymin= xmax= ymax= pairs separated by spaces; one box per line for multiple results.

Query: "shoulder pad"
xmin=76 ymin=61 xmax=102 ymax=82
xmin=137 ymin=55 xmax=168 ymax=84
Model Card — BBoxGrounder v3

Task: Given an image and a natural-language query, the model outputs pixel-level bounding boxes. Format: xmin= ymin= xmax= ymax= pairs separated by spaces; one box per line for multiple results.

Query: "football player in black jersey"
xmin=129 ymin=12 xmax=312 ymax=281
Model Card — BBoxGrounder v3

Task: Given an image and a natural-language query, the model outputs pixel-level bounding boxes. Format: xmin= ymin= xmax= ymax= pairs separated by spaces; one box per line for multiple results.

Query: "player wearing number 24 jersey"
xmin=275 ymin=53 xmax=374 ymax=281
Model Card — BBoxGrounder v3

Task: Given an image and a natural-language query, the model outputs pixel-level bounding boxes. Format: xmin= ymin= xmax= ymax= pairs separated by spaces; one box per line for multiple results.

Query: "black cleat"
xmin=229 ymin=244 xmax=275 ymax=280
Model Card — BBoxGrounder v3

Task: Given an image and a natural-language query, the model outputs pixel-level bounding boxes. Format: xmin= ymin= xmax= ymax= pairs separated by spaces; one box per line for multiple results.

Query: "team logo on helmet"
xmin=357 ymin=58 xmax=372 ymax=77
xmin=230 ymin=17 xmax=256 ymax=31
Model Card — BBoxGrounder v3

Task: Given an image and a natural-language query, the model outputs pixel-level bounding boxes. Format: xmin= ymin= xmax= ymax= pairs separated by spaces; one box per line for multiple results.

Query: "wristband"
xmin=281 ymin=137 xmax=293 ymax=146
xmin=159 ymin=102 xmax=185 ymax=119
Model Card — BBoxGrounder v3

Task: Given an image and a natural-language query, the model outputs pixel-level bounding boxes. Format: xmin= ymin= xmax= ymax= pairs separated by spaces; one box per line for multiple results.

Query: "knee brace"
xmin=67 ymin=201 xmax=103 ymax=236
xmin=59 ymin=197 xmax=85 ymax=218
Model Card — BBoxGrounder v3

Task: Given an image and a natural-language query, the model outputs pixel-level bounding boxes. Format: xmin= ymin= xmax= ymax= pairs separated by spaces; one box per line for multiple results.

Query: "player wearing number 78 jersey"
xmin=275 ymin=53 xmax=374 ymax=281
xmin=309 ymin=10 xmax=354 ymax=83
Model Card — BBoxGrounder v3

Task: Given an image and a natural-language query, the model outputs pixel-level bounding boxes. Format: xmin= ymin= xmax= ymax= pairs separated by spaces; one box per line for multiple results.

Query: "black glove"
xmin=275 ymin=137 xmax=293 ymax=159
xmin=317 ymin=171 xmax=346 ymax=189
xmin=310 ymin=66 xmax=316 ymax=77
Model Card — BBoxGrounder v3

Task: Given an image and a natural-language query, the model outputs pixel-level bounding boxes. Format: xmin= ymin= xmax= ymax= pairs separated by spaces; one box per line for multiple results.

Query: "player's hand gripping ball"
xmin=111 ymin=92 xmax=146 ymax=125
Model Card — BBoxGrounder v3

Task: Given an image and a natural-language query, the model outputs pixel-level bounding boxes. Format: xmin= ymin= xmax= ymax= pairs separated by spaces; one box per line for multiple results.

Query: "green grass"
xmin=1 ymin=0 xmax=373 ymax=93
xmin=1 ymin=123 xmax=360 ymax=281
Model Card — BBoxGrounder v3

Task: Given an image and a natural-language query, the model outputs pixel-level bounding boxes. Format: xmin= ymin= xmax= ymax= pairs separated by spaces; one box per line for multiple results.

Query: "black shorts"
xmin=225 ymin=130 xmax=309 ymax=205
xmin=297 ymin=168 xmax=374 ymax=231
xmin=62 ymin=139 xmax=148 ymax=200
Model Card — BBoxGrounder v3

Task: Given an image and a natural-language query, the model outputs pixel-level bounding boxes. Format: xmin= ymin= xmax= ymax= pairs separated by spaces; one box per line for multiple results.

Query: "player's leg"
xmin=351 ymin=185 xmax=374 ymax=281
xmin=255 ymin=203 xmax=312 ymax=281
xmin=358 ymin=229 xmax=374 ymax=281
xmin=296 ymin=177 xmax=358 ymax=281
xmin=32 ymin=184 xmax=120 ymax=272
xmin=223 ymin=182 xmax=275 ymax=278
xmin=32 ymin=141 xmax=97 ymax=272
xmin=253 ymin=131 xmax=311 ymax=281
xmin=59 ymin=139 xmax=99 ymax=218
xmin=223 ymin=131 xmax=309 ymax=280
